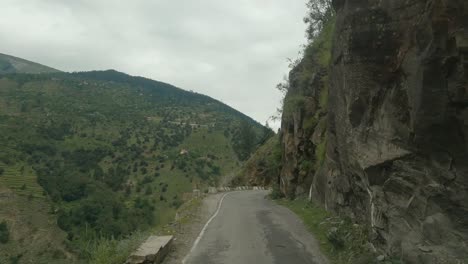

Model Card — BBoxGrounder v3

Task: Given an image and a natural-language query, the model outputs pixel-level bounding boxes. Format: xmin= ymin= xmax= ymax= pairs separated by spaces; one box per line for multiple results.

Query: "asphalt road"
xmin=183 ymin=190 xmax=328 ymax=264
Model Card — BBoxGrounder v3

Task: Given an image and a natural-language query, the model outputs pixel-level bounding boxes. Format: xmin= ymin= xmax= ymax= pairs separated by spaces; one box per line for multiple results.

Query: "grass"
xmin=60 ymin=135 xmax=112 ymax=151
xmin=303 ymin=18 xmax=335 ymax=68
xmin=175 ymin=197 xmax=203 ymax=225
xmin=0 ymin=191 xmax=74 ymax=264
xmin=315 ymin=134 xmax=327 ymax=170
xmin=316 ymin=20 xmax=335 ymax=67
xmin=277 ymin=198 xmax=376 ymax=264
xmin=319 ymin=78 xmax=329 ymax=109
xmin=83 ymin=231 xmax=148 ymax=264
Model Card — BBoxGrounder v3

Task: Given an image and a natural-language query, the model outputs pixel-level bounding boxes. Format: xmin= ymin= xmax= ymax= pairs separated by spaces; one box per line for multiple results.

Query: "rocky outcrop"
xmin=279 ymin=24 xmax=332 ymax=198
xmin=280 ymin=0 xmax=468 ymax=262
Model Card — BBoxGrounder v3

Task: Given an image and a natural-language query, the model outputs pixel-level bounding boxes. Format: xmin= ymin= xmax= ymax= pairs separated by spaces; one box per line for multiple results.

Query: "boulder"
xmin=126 ymin=236 xmax=173 ymax=264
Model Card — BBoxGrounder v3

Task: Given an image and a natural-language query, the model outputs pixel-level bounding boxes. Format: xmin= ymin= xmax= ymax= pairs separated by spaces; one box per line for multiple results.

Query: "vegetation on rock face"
xmin=304 ymin=0 xmax=334 ymax=40
xmin=0 ymin=68 xmax=269 ymax=262
xmin=274 ymin=0 xmax=334 ymax=198
xmin=274 ymin=0 xmax=333 ymax=119
xmin=282 ymin=95 xmax=307 ymax=118
xmin=244 ymin=0 xmax=335 ymax=197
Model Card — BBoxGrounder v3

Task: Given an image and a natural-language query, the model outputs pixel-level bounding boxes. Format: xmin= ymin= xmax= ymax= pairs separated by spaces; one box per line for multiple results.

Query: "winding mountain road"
xmin=182 ymin=190 xmax=328 ymax=264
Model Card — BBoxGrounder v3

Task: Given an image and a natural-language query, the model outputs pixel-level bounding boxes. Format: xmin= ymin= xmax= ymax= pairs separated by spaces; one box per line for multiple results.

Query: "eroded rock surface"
xmin=280 ymin=0 xmax=468 ymax=262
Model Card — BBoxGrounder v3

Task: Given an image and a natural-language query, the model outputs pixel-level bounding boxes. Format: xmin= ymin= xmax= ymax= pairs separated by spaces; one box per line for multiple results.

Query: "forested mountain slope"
xmin=0 ymin=64 xmax=270 ymax=263
xmin=231 ymin=135 xmax=281 ymax=187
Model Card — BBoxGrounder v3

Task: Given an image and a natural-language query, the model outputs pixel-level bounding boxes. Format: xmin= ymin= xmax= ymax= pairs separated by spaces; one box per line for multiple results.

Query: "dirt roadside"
xmin=163 ymin=193 xmax=224 ymax=264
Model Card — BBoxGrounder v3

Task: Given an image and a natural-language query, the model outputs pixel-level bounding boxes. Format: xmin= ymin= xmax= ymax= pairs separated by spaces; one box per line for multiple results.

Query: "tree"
xmin=145 ymin=186 xmax=153 ymax=195
xmin=93 ymin=166 xmax=104 ymax=180
xmin=259 ymin=122 xmax=275 ymax=145
xmin=234 ymin=121 xmax=257 ymax=161
xmin=304 ymin=0 xmax=334 ymax=40
xmin=272 ymin=0 xmax=334 ymax=121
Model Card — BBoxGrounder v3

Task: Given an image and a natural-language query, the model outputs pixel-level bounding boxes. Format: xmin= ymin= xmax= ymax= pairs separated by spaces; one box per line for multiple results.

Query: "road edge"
xmin=181 ymin=192 xmax=236 ymax=264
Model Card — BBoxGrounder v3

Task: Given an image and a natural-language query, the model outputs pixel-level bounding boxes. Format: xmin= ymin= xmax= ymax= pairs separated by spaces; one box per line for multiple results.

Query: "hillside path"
xmin=182 ymin=190 xmax=328 ymax=264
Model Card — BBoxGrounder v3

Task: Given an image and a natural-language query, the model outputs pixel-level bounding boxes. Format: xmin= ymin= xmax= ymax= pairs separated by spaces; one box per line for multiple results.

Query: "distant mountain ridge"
xmin=0 ymin=53 xmax=60 ymax=74
xmin=69 ymin=69 xmax=261 ymax=124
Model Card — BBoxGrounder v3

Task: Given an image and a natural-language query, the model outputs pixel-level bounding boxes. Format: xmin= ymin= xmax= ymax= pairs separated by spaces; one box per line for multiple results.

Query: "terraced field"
xmin=0 ymin=164 xmax=45 ymax=198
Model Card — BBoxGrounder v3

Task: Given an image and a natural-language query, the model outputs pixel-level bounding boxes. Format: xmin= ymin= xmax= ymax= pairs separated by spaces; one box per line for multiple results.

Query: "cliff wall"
xmin=279 ymin=0 xmax=468 ymax=262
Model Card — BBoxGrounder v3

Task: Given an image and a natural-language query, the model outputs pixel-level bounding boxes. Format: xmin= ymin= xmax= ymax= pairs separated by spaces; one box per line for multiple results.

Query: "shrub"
xmin=87 ymin=232 xmax=147 ymax=264
xmin=144 ymin=186 xmax=153 ymax=195
xmin=141 ymin=175 xmax=153 ymax=184
xmin=0 ymin=221 xmax=9 ymax=244
xmin=211 ymin=166 xmax=221 ymax=175
xmin=283 ymin=95 xmax=306 ymax=117
xmin=9 ymin=254 xmax=22 ymax=264
xmin=171 ymin=199 xmax=183 ymax=209
xmin=300 ymin=160 xmax=314 ymax=172
xmin=303 ymin=116 xmax=318 ymax=132
xmin=326 ymin=227 xmax=345 ymax=249
xmin=269 ymin=184 xmax=284 ymax=200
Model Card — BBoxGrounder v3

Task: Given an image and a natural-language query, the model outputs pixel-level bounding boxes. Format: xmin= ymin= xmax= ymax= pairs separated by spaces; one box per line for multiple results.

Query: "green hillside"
xmin=0 ymin=53 xmax=60 ymax=74
xmin=0 ymin=68 xmax=271 ymax=262
xmin=231 ymin=135 xmax=281 ymax=187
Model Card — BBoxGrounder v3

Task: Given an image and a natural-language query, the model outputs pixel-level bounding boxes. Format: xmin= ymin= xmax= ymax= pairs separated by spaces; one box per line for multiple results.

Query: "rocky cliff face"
xmin=280 ymin=20 xmax=333 ymax=198
xmin=280 ymin=0 xmax=468 ymax=262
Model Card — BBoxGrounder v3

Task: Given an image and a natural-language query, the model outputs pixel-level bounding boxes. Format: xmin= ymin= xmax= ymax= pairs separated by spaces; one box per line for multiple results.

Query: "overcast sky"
xmin=0 ymin=0 xmax=308 ymax=129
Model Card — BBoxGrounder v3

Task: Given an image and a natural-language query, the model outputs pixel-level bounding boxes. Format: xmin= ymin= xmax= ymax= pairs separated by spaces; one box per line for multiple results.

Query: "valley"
xmin=0 ymin=65 xmax=271 ymax=263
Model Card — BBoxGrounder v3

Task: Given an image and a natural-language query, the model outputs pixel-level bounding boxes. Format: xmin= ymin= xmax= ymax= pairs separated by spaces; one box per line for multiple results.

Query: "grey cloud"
xmin=0 ymin=0 xmax=307 ymax=129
